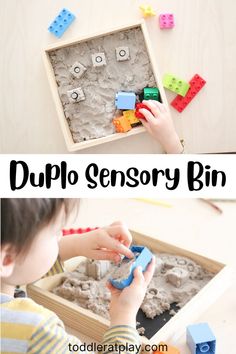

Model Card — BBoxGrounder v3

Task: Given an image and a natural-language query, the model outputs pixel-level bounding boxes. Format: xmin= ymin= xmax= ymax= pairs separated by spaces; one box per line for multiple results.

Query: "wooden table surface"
xmin=64 ymin=198 xmax=236 ymax=353
xmin=0 ymin=0 xmax=235 ymax=153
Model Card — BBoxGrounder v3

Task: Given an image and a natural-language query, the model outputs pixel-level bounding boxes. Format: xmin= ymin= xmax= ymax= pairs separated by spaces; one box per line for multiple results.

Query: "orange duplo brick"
xmin=113 ymin=116 xmax=132 ymax=133
xmin=154 ymin=342 xmax=180 ymax=354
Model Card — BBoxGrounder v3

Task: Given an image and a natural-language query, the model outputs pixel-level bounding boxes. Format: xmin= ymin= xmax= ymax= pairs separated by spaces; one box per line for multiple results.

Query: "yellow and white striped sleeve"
xmin=44 ymin=257 xmax=64 ymax=277
xmin=28 ymin=313 xmax=83 ymax=354
xmin=28 ymin=315 xmax=141 ymax=354
xmin=100 ymin=325 xmax=141 ymax=354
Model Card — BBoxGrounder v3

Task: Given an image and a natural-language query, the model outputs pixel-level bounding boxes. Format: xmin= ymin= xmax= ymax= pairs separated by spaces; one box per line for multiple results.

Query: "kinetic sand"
xmin=49 ymin=27 xmax=156 ymax=143
xmin=52 ymin=253 xmax=213 ymax=333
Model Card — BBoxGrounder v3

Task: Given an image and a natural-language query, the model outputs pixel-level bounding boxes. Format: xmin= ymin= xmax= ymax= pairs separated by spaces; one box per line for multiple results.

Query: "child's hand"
xmin=107 ymin=257 xmax=156 ymax=327
xmin=60 ymin=221 xmax=133 ymax=263
xmin=139 ymin=100 xmax=183 ymax=154
xmin=80 ymin=221 xmax=133 ymax=262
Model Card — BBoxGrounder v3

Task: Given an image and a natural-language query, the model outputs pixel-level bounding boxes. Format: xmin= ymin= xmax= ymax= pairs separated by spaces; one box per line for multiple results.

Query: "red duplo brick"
xmin=171 ymin=74 xmax=206 ymax=112
xmin=135 ymin=102 xmax=153 ymax=120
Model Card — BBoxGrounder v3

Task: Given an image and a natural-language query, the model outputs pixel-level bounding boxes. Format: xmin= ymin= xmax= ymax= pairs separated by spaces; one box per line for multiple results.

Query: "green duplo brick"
xmin=163 ymin=74 xmax=190 ymax=96
xmin=144 ymin=87 xmax=160 ymax=100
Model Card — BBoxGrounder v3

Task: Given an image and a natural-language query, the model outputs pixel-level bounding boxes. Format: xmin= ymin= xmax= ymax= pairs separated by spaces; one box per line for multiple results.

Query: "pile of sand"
xmin=49 ymin=27 xmax=156 ymax=142
xmin=52 ymin=253 xmax=213 ymax=323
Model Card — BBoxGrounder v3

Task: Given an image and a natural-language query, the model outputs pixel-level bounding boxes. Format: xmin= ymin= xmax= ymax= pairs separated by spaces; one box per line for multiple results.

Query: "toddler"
xmin=1 ymin=199 xmax=155 ymax=353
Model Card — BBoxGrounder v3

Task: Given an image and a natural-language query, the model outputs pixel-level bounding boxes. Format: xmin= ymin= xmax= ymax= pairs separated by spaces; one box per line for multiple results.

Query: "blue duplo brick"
xmin=187 ymin=323 xmax=216 ymax=354
xmin=115 ymin=92 xmax=136 ymax=109
xmin=48 ymin=8 xmax=76 ymax=38
xmin=110 ymin=246 xmax=153 ymax=289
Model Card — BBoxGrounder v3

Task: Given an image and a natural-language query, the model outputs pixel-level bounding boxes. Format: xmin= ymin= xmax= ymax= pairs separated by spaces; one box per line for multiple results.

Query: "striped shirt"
xmin=1 ymin=260 xmax=141 ymax=354
xmin=44 ymin=258 xmax=64 ymax=277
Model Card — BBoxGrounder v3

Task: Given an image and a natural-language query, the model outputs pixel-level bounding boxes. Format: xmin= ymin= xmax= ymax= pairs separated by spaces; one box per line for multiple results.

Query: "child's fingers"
xmin=143 ymin=257 xmax=156 ymax=285
xmin=106 ymin=281 xmax=120 ymax=295
xmin=108 ymin=221 xmax=131 ymax=247
xmin=132 ymin=259 xmax=155 ymax=288
xmin=139 ymin=117 xmax=150 ymax=128
xmin=139 ymin=109 xmax=157 ymax=125
xmin=90 ymin=249 xmax=121 ymax=263
xmin=100 ymin=230 xmax=133 ymax=258
xmin=104 ymin=225 xmax=133 ymax=255
xmin=142 ymin=100 xmax=161 ymax=117
xmin=108 ymin=224 xmax=132 ymax=246
xmin=145 ymin=100 xmax=166 ymax=114
xmin=132 ymin=266 xmax=145 ymax=286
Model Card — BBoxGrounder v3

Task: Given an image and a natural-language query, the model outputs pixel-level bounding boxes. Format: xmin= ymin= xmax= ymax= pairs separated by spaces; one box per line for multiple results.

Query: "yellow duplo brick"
xmin=123 ymin=110 xmax=141 ymax=126
xmin=139 ymin=4 xmax=156 ymax=17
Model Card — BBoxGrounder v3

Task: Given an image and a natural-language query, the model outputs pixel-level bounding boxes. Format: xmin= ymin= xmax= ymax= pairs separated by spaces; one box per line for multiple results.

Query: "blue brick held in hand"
xmin=187 ymin=323 xmax=216 ymax=354
xmin=110 ymin=246 xmax=153 ymax=289
xmin=48 ymin=9 xmax=76 ymax=38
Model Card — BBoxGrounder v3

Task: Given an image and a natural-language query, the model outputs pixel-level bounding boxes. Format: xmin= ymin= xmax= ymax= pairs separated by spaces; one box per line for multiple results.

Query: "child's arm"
xmin=139 ymin=100 xmax=184 ymax=154
xmin=29 ymin=260 xmax=155 ymax=354
xmin=100 ymin=258 xmax=156 ymax=353
xmin=59 ymin=221 xmax=133 ymax=263
xmin=29 ymin=309 xmax=139 ymax=354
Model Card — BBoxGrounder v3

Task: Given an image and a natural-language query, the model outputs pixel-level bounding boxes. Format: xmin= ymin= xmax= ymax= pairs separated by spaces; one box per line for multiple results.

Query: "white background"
xmin=0 ymin=0 xmax=236 ymax=153
xmin=0 ymin=155 xmax=235 ymax=198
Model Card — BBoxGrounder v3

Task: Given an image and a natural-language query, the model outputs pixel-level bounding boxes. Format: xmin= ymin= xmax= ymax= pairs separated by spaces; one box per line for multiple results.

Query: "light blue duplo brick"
xmin=115 ymin=92 xmax=136 ymax=109
xmin=48 ymin=9 xmax=76 ymax=38
xmin=187 ymin=323 xmax=216 ymax=354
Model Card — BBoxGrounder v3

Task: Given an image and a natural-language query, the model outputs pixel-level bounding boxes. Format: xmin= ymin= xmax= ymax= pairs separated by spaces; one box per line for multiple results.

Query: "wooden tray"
xmin=27 ymin=230 xmax=230 ymax=349
xmin=43 ymin=21 xmax=169 ymax=152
